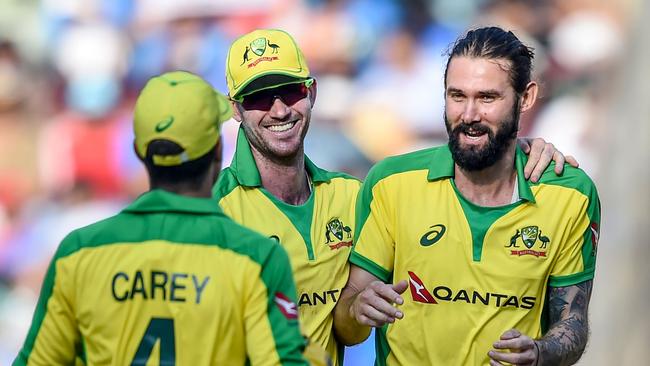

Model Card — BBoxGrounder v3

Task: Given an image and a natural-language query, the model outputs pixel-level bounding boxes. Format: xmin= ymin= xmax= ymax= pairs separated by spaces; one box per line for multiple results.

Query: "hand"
xmin=488 ymin=329 xmax=539 ymax=366
xmin=350 ymin=280 xmax=408 ymax=328
xmin=519 ymin=137 xmax=579 ymax=183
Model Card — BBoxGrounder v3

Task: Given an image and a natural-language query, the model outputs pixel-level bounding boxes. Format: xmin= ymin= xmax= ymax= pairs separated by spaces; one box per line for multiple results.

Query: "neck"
xmin=151 ymin=182 xmax=214 ymax=198
xmin=453 ymin=145 xmax=517 ymax=207
xmin=251 ymin=148 xmax=311 ymax=205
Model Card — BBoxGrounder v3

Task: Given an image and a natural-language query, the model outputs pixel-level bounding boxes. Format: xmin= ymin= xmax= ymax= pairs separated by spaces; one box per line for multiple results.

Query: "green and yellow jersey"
xmin=351 ymin=145 xmax=600 ymax=365
xmin=15 ymin=190 xmax=308 ymax=366
xmin=213 ymin=128 xmax=361 ymax=365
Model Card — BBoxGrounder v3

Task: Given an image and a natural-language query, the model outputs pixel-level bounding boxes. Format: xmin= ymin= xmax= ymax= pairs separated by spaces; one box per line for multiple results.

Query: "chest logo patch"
xmin=506 ymin=225 xmax=550 ymax=257
xmin=419 ymin=224 xmax=446 ymax=246
xmin=325 ymin=218 xmax=352 ymax=250
xmin=408 ymin=271 xmax=437 ymax=304
xmin=274 ymin=292 xmax=298 ymax=319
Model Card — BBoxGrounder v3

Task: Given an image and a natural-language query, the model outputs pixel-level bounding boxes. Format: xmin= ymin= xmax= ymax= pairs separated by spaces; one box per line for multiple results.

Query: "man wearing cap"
xmin=15 ymin=71 xmax=310 ymax=365
xmin=214 ymin=29 xmax=575 ymax=365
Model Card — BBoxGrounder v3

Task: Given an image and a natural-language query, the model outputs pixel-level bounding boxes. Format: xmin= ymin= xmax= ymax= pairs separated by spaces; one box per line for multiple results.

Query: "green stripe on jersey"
xmin=450 ymin=179 xmax=522 ymax=262
xmin=260 ymin=187 xmax=316 ymax=260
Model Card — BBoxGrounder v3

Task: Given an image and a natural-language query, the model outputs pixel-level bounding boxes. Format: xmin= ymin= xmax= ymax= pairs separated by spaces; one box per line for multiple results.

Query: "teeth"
xmin=267 ymin=122 xmax=295 ymax=132
xmin=465 ymin=130 xmax=484 ymax=137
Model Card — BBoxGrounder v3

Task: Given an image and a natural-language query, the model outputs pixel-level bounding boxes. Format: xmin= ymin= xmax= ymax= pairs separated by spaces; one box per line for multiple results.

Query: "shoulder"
xmin=364 ymin=146 xmax=446 ymax=187
xmin=53 ymin=212 xmax=127 ymax=259
xmin=536 ymin=164 xmax=599 ymax=200
xmin=317 ymin=169 xmax=362 ymax=192
xmin=212 ymin=166 xmax=240 ymax=200
xmin=218 ymin=216 xmax=289 ymax=267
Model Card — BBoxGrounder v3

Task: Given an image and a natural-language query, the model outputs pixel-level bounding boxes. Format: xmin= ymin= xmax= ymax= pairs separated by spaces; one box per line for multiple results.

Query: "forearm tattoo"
xmin=537 ymin=280 xmax=592 ymax=366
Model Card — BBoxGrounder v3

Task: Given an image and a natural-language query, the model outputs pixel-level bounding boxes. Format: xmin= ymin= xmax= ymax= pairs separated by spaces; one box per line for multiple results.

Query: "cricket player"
xmin=15 ymin=71 xmax=310 ymax=366
xmin=334 ymin=27 xmax=600 ymax=366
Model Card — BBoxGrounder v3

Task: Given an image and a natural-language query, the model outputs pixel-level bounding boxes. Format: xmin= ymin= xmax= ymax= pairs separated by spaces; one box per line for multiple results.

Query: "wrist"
xmin=533 ymin=340 xmax=541 ymax=366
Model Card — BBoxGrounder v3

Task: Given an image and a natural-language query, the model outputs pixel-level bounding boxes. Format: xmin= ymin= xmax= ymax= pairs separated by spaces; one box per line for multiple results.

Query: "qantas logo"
xmin=274 ymin=292 xmax=298 ymax=319
xmin=406 ymin=271 xmax=536 ymax=309
xmin=590 ymin=222 xmax=599 ymax=255
xmin=408 ymin=271 xmax=437 ymax=304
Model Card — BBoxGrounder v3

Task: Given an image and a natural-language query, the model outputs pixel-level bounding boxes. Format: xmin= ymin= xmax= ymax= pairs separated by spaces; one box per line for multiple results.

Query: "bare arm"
xmin=537 ymin=280 xmax=592 ymax=365
xmin=488 ymin=280 xmax=592 ymax=366
xmin=518 ymin=137 xmax=579 ymax=182
xmin=333 ymin=265 xmax=407 ymax=346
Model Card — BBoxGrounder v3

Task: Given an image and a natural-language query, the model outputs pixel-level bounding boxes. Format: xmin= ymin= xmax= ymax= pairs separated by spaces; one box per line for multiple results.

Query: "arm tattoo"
xmin=537 ymin=280 xmax=592 ymax=366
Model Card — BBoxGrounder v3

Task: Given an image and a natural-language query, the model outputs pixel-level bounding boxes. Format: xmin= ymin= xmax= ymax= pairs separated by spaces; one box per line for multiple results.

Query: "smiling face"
xmin=232 ymin=81 xmax=317 ymax=163
xmin=444 ymin=56 xmax=537 ymax=171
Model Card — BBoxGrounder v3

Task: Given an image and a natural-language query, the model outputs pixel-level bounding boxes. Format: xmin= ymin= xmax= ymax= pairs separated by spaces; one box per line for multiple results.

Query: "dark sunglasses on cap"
xmin=237 ymin=79 xmax=313 ymax=111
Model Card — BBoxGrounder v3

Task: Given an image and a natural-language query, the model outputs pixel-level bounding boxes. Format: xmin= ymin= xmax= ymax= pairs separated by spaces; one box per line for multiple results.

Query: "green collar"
xmin=426 ymin=144 xmax=535 ymax=202
xmin=123 ymin=189 xmax=224 ymax=215
xmin=229 ymin=125 xmax=331 ymax=187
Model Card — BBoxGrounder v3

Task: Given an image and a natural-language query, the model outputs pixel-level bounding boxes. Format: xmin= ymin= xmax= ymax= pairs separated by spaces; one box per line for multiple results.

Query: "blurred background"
xmin=0 ymin=0 xmax=647 ymax=364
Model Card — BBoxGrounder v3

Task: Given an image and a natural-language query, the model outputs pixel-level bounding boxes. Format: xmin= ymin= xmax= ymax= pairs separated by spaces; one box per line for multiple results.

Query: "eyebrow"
xmin=477 ymin=90 xmax=503 ymax=97
xmin=446 ymin=87 xmax=504 ymax=97
xmin=446 ymin=87 xmax=464 ymax=95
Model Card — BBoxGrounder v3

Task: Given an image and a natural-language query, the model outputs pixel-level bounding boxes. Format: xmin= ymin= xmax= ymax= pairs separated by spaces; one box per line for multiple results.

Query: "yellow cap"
xmin=226 ymin=29 xmax=311 ymax=99
xmin=134 ymin=71 xmax=232 ymax=166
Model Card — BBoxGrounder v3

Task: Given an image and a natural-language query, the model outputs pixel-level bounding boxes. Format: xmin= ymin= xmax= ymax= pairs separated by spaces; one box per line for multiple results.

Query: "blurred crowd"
xmin=0 ymin=0 xmax=638 ymax=363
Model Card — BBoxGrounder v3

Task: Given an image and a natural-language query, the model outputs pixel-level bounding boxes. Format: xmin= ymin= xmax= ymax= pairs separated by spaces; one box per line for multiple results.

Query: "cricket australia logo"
xmin=325 ymin=218 xmax=352 ymax=250
xmin=506 ymin=225 xmax=550 ymax=258
xmin=250 ymin=37 xmax=267 ymax=56
xmin=243 ymin=38 xmax=280 ymax=68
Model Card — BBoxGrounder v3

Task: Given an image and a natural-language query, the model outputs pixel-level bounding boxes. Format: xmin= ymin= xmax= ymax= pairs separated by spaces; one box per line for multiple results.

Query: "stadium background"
xmin=0 ymin=0 xmax=647 ymax=364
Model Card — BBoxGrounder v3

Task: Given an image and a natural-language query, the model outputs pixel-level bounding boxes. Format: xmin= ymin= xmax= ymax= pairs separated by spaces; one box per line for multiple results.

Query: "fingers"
xmin=488 ymin=348 xmax=536 ymax=366
xmin=498 ymin=328 xmax=521 ymax=340
xmin=372 ymin=280 xmax=404 ymax=305
xmin=552 ymin=150 xmax=566 ymax=175
xmin=565 ymin=155 xmax=579 ymax=168
xmin=352 ymin=281 xmax=405 ymax=327
xmin=488 ymin=330 xmax=537 ymax=366
xmin=527 ymin=140 xmax=555 ymax=183
xmin=392 ymin=280 xmax=408 ymax=298
xmin=493 ymin=336 xmax=530 ymax=350
xmin=522 ymin=138 xmax=544 ymax=180
xmin=355 ymin=305 xmax=397 ymax=327
xmin=519 ymin=137 xmax=532 ymax=154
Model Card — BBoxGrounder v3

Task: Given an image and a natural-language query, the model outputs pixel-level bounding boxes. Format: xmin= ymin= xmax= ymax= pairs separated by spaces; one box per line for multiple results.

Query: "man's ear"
xmin=308 ymin=79 xmax=317 ymax=107
xmin=230 ymin=99 xmax=243 ymax=122
xmin=520 ymin=81 xmax=539 ymax=113
xmin=213 ymin=136 xmax=223 ymax=173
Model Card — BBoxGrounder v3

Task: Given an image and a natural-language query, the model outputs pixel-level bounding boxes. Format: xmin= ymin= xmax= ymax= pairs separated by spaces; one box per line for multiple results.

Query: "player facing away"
xmin=334 ymin=27 xmax=600 ymax=366
xmin=14 ymin=71 xmax=311 ymax=366
xmin=216 ymin=28 xmax=579 ymax=366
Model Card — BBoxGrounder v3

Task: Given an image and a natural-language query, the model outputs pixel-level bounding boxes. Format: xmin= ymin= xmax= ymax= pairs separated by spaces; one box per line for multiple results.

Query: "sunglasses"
xmin=238 ymin=80 xmax=312 ymax=111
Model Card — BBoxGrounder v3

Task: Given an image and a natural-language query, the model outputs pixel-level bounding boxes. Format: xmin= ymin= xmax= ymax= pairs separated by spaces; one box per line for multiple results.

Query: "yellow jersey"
xmin=15 ymin=190 xmax=308 ymax=366
xmin=351 ymin=145 xmax=600 ymax=365
xmin=213 ymin=128 xmax=361 ymax=365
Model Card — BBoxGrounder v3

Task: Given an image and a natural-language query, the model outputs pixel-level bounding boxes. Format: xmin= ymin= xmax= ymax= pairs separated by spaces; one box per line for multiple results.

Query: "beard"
xmin=445 ymin=102 xmax=520 ymax=171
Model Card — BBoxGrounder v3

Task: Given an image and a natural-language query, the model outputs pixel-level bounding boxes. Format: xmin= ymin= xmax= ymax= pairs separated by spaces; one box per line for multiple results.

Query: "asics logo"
xmin=419 ymin=224 xmax=446 ymax=246
xmin=155 ymin=116 xmax=174 ymax=132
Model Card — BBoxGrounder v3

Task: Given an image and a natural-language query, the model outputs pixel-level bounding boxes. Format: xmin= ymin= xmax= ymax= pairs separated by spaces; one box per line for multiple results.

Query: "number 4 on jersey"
xmin=132 ymin=317 xmax=176 ymax=366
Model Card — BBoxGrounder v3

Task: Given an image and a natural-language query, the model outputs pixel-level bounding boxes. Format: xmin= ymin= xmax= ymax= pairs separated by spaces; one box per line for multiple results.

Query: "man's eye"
xmin=450 ymin=94 xmax=464 ymax=101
